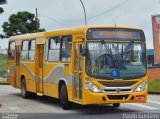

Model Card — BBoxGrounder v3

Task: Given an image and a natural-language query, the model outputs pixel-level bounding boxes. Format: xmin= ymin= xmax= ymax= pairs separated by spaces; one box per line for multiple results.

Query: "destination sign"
xmin=87 ymin=28 xmax=145 ymax=41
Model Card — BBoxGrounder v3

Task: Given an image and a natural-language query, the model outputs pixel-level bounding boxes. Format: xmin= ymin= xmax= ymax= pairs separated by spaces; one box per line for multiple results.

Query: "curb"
xmin=0 ymin=83 xmax=9 ymax=85
xmin=148 ymin=92 xmax=160 ymax=95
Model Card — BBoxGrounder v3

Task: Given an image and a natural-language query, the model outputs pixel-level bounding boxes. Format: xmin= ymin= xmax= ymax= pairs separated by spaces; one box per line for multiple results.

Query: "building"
xmin=147 ymin=49 xmax=160 ymax=82
xmin=147 ymin=49 xmax=154 ymax=67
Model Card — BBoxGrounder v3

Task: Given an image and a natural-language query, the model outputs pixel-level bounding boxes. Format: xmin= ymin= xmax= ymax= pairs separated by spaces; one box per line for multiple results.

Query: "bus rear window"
xmin=87 ymin=28 xmax=145 ymax=41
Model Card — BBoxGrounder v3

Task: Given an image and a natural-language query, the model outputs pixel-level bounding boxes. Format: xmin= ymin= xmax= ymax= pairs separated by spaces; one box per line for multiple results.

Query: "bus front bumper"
xmin=82 ymin=89 xmax=147 ymax=105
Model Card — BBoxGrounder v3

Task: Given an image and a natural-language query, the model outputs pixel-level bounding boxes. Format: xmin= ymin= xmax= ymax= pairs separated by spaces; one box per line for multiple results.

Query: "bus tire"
xmin=21 ymin=78 xmax=30 ymax=99
xmin=60 ymin=84 xmax=72 ymax=110
xmin=113 ymin=103 xmax=120 ymax=108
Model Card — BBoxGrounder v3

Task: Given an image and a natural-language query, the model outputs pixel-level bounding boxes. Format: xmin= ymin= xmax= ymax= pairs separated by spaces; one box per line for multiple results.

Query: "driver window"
xmin=60 ymin=36 xmax=72 ymax=62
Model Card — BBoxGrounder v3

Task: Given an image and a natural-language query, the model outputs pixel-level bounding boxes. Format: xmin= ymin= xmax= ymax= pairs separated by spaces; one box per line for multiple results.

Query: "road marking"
xmin=148 ymin=100 xmax=160 ymax=105
xmin=127 ymin=103 xmax=160 ymax=110
xmin=7 ymin=106 xmax=20 ymax=111
xmin=0 ymin=94 xmax=7 ymax=96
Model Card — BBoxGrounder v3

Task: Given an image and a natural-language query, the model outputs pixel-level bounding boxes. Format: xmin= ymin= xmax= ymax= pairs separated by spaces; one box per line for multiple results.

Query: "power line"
xmin=39 ymin=13 xmax=71 ymax=27
xmin=88 ymin=0 xmax=129 ymax=21
xmin=39 ymin=0 xmax=129 ymax=27
xmin=58 ymin=0 xmax=129 ymax=22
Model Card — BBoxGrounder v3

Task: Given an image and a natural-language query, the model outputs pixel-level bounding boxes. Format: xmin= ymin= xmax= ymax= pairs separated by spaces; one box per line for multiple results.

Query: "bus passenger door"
xmin=35 ymin=44 xmax=44 ymax=94
xmin=15 ymin=46 xmax=21 ymax=88
xmin=73 ymin=41 xmax=83 ymax=101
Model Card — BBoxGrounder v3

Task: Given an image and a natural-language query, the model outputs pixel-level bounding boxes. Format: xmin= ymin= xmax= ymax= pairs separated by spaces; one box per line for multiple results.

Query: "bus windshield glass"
xmin=86 ymin=41 xmax=146 ymax=79
xmin=87 ymin=28 xmax=145 ymax=41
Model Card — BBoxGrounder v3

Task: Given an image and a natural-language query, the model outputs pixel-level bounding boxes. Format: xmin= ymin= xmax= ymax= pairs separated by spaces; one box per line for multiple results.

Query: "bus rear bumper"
xmin=82 ymin=89 xmax=147 ymax=105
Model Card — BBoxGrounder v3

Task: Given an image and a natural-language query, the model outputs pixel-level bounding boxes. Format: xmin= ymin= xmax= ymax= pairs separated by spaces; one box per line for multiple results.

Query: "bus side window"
xmin=60 ymin=36 xmax=72 ymax=62
xmin=8 ymin=41 xmax=15 ymax=60
xmin=48 ymin=37 xmax=60 ymax=62
xmin=28 ymin=40 xmax=36 ymax=61
xmin=21 ymin=40 xmax=29 ymax=60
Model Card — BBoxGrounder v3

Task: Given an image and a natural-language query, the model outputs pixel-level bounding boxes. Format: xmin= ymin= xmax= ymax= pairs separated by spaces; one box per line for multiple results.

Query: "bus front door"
xmin=73 ymin=42 xmax=83 ymax=102
xmin=35 ymin=44 xmax=44 ymax=94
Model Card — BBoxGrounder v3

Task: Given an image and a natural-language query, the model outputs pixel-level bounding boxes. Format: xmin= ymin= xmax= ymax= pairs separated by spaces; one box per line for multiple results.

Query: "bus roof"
xmin=9 ymin=25 xmax=143 ymax=42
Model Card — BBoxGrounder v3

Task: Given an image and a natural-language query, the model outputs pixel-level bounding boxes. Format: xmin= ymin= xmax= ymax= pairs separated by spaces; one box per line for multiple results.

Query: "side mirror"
xmin=80 ymin=45 xmax=87 ymax=56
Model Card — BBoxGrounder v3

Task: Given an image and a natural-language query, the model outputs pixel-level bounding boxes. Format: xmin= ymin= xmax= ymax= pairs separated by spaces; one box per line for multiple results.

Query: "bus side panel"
xmin=19 ymin=61 xmax=36 ymax=93
xmin=43 ymin=63 xmax=59 ymax=98
xmin=15 ymin=65 xmax=21 ymax=88
xmin=42 ymin=63 xmax=73 ymax=100
xmin=43 ymin=82 xmax=58 ymax=98
xmin=7 ymin=60 xmax=16 ymax=87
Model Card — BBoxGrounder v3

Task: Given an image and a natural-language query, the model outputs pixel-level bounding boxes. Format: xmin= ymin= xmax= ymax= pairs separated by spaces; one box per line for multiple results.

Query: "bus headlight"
xmin=135 ymin=81 xmax=147 ymax=92
xmin=85 ymin=82 xmax=103 ymax=93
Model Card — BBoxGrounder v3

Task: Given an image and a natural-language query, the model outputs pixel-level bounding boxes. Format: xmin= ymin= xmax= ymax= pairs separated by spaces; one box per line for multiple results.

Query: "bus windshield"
xmin=86 ymin=41 xmax=146 ymax=79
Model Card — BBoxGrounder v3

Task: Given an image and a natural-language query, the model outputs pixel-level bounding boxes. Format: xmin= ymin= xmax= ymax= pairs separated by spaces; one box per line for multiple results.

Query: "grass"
xmin=0 ymin=80 xmax=7 ymax=84
xmin=0 ymin=54 xmax=7 ymax=78
xmin=148 ymin=79 xmax=160 ymax=92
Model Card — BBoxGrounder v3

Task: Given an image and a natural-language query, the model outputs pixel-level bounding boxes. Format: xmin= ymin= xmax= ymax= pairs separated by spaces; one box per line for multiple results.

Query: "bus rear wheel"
xmin=113 ymin=103 xmax=120 ymax=108
xmin=60 ymin=84 xmax=72 ymax=110
xmin=21 ymin=78 xmax=31 ymax=99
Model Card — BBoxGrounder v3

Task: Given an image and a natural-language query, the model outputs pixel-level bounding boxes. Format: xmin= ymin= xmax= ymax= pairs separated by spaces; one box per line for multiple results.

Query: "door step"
xmin=37 ymin=92 xmax=43 ymax=96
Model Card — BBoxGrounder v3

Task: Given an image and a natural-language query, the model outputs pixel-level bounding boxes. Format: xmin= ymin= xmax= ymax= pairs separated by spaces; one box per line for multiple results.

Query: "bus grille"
xmin=99 ymin=81 xmax=137 ymax=87
xmin=103 ymin=88 xmax=132 ymax=92
xmin=107 ymin=95 xmax=129 ymax=100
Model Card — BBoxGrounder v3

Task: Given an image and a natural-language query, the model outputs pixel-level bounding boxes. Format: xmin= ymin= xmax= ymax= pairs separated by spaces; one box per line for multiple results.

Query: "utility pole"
xmin=79 ymin=0 xmax=87 ymax=26
xmin=35 ymin=8 xmax=39 ymax=30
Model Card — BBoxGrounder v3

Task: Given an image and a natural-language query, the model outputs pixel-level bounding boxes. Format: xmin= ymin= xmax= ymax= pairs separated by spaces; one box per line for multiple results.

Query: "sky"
xmin=0 ymin=0 xmax=160 ymax=49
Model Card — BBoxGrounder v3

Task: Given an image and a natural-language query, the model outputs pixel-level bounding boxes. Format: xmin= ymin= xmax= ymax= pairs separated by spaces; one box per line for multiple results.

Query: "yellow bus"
xmin=7 ymin=25 xmax=148 ymax=109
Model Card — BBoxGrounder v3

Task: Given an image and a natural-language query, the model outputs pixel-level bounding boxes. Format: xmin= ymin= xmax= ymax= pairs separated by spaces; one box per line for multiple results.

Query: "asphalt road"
xmin=0 ymin=85 xmax=160 ymax=119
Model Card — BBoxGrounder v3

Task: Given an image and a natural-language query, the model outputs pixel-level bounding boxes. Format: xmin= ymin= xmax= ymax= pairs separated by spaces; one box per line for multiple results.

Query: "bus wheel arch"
xmin=58 ymin=80 xmax=72 ymax=110
xmin=20 ymin=75 xmax=30 ymax=99
xmin=58 ymin=80 xmax=66 ymax=98
xmin=20 ymin=75 xmax=25 ymax=83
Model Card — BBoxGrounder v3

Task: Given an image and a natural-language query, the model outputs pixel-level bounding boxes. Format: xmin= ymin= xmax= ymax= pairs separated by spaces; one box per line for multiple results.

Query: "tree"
xmin=0 ymin=0 xmax=7 ymax=5
xmin=1 ymin=11 xmax=45 ymax=38
xmin=0 ymin=7 xmax=4 ymax=14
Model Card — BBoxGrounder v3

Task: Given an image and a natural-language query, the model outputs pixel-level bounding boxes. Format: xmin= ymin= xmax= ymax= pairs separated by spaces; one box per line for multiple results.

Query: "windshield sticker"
xmin=112 ymin=69 xmax=119 ymax=77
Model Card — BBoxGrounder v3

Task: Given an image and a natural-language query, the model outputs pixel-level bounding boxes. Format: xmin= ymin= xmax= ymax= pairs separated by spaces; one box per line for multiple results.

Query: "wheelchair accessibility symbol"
xmin=112 ymin=69 xmax=119 ymax=77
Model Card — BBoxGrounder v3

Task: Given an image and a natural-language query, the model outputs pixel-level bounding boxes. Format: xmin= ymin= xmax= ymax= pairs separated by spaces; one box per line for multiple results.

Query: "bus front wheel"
xmin=113 ymin=103 xmax=120 ymax=108
xmin=60 ymin=84 xmax=72 ymax=110
xmin=21 ymin=78 xmax=30 ymax=99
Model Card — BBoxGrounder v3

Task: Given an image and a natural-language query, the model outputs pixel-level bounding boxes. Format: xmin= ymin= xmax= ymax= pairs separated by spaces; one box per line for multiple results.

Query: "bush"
xmin=148 ymin=79 xmax=160 ymax=92
xmin=0 ymin=54 xmax=7 ymax=78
